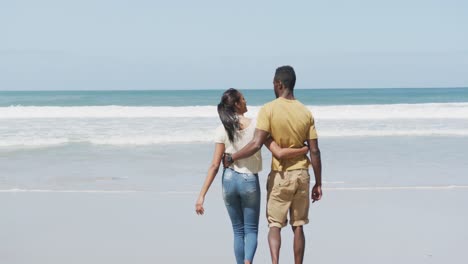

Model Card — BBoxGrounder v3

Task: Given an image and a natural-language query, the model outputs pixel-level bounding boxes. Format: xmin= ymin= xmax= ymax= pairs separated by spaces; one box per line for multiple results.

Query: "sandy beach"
xmin=2 ymin=136 xmax=468 ymax=263
xmin=1 ymin=186 xmax=467 ymax=264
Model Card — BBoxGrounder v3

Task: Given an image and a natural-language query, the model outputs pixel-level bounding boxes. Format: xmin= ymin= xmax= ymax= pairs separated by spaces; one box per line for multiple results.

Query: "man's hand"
xmin=222 ymin=153 xmax=233 ymax=168
xmin=311 ymin=184 xmax=322 ymax=203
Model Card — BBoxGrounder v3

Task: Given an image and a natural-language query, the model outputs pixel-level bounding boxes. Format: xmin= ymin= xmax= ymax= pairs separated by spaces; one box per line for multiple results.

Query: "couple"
xmin=195 ymin=66 xmax=322 ymax=264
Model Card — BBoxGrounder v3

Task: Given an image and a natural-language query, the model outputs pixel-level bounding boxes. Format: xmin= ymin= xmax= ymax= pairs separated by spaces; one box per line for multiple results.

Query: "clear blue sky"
xmin=1 ymin=0 xmax=467 ymax=90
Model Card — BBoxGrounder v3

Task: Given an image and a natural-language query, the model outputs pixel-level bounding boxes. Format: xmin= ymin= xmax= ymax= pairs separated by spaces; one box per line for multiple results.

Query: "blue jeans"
xmin=222 ymin=168 xmax=261 ymax=264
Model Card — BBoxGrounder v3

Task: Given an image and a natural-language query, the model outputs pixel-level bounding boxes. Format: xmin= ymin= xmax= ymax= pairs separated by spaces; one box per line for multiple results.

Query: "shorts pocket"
xmin=271 ymin=178 xmax=294 ymax=201
xmin=272 ymin=179 xmax=291 ymax=190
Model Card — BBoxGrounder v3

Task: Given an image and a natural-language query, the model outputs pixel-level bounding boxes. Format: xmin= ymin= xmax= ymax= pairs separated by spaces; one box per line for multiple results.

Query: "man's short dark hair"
xmin=274 ymin=65 xmax=296 ymax=91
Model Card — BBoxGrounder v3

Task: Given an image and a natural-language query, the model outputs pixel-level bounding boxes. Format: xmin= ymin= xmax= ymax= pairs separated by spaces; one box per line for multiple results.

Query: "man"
xmin=223 ymin=65 xmax=322 ymax=264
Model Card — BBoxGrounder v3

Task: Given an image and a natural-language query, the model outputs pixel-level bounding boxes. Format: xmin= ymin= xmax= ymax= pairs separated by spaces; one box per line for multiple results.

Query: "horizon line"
xmin=1 ymin=86 xmax=468 ymax=92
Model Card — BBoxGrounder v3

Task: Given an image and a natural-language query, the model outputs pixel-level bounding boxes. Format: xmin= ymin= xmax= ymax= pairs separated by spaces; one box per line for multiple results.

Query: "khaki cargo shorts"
xmin=266 ymin=169 xmax=310 ymax=228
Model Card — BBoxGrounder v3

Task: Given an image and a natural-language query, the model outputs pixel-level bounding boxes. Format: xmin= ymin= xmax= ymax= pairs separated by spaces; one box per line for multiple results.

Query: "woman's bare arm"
xmin=195 ymin=143 xmax=225 ymax=215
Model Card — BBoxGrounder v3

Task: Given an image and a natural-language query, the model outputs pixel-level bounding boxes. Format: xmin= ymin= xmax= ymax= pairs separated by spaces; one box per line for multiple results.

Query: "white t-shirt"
xmin=214 ymin=119 xmax=262 ymax=174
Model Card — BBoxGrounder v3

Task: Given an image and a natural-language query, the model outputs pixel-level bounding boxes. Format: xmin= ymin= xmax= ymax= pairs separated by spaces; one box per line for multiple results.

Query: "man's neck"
xmin=278 ymin=90 xmax=295 ymax=100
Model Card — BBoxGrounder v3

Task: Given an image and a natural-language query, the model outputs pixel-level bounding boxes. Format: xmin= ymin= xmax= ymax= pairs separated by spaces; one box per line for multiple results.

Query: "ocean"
xmin=1 ymin=88 xmax=467 ymax=192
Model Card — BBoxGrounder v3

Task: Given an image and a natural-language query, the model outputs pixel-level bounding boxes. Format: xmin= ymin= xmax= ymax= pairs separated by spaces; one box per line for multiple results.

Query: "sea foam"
xmin=1 ymin=103 xmax=467 ymax=148
xmin=1 ymin=103 xmax=467 ymax=119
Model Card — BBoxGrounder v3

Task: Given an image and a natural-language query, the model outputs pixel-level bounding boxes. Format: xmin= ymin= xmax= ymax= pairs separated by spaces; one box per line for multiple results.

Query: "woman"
xmin=195 ymin=88 xmax=308 ymax=264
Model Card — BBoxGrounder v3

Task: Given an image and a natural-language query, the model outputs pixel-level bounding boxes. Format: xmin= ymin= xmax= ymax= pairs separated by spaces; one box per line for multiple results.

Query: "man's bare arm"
xmin=307 ymin=138 xmax=322 ymax=202
xmin=223 ymin=129 xmax=269 ymax=167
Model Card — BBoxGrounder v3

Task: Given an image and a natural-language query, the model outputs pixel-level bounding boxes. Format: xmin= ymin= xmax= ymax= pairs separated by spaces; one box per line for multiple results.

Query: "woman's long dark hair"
xmin=217 ymin=88 xmax=241 ymax=143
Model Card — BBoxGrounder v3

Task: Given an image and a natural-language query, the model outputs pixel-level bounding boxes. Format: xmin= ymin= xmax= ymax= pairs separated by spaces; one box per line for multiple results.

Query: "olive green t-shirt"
xmin=257 ymin=97 xmax=318 ymax=171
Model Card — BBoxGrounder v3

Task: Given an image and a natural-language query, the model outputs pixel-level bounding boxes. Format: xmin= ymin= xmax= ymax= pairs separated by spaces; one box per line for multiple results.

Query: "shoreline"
xmin=2 ymin=184 xmax=468 ymax=193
